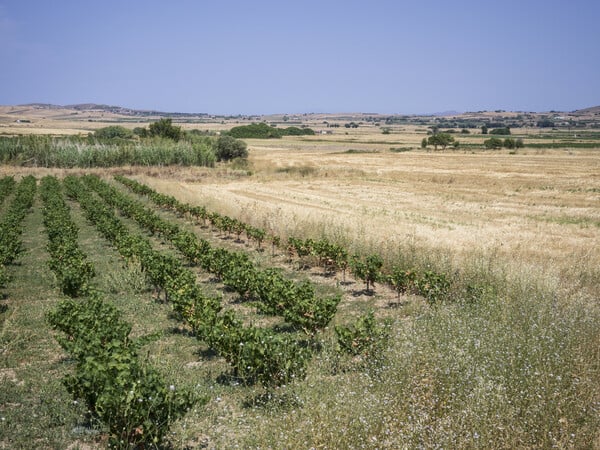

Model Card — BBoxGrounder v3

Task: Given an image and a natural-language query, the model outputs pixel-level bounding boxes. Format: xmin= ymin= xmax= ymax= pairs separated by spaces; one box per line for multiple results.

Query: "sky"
xmin=1 ymin=0 xmax=599 ymax=115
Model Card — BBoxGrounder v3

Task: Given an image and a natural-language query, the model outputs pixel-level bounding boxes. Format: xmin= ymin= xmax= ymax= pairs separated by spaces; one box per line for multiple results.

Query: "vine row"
xmin=64 ymin=175 xmax=310 ymax=390
xmin=0 ymin=176 xmax=37 ymax=291
xmin=0 ymin=175 xmax=16 ymax=209
xmin=88 ymin=175 xmax=340 ymax=333
xmin=39 ymin=174 xmax=196 ymax=446
xmin=40 ymin=176 xmax=95 ymax=297
xmin=115 ymin=175 xmax=453 ymax=303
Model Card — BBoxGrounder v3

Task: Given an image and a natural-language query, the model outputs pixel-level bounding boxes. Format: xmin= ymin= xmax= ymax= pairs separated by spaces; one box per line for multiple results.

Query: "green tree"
xmin=228 ymin=123 xmax=282 ymax=138
xmin=93 ymin=126 xmax=134 ymax=140
xmin=481 ymin=125 xmax=488 ymax=134
xmin=133 ymin=127 xmax=148 ymax=138
xmin=490 ymin=127 xmax=511 ymax=135
xmin=421 ymin=137 xmax=428 ymax=149
xmin=214 ymin=135 xmax=248 ymax=161
xmin=503 ymin=138 xmax=516 ymax=149
xmin=537 ymin=119 xmax=555 ymax=128
xmin=484 ymin=137 xmax=503 ymax=149
xmin=427 ymin=133 xmax=455 ymax=150
xmin=148 ymin=118 xmax=182 ymax=141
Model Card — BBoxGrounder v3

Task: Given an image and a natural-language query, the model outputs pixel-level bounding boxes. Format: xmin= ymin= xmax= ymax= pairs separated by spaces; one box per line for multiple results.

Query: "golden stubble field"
xmin=131 ymin=136 xmax=600 ymax=300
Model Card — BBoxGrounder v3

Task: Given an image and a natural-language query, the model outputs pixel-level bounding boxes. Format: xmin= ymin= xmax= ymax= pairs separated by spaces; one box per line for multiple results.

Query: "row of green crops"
xmin=88 ymin=175 xmax=341 ymax=333
xmin=0 ymin=176 xmax=36 ymax=270
xmin=40 ymin=176 xmax=95 ymax=297
xmin=0 ymin=176 xmax=16 ymax=206
xmin=116 ymin=175 xmax=457 ymax=304
xmin=0 ymin=176 xmax=35 ymax=303
xmin=64 ymin=175 xmax=313 ymax=391
xmin=40 ymin=175 xmax=198 ymax=447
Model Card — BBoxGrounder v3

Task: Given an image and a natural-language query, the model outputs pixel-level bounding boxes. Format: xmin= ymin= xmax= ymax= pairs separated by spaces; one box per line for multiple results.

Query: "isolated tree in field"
xmin=484 ymin=137 xmax=503 ymax=149
xmin=481 ymin=125 xmax=488 ymax=134
xmin=490 ymin=127 xmax=511 ymax=136
xmin=427 ymin=133 xmax=455 ymax=150
xmin=421 ymin=137 xmax=428 ymax=149
xmin=148 ymin=118 xmax=182 ymax=141
xmin=215 ymin=135 xmax=248 ymax=161
xmin=93 ymin=126 xmax=134 ymax=140
xmin=504 ymin=138 xmax=516 ymax=149
xmin=537 ymin=119 xmax=555 ymax=128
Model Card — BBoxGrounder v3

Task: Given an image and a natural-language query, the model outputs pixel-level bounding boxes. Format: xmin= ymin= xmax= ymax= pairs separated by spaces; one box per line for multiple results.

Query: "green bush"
xmin=47 ymin=296 xmax=200 ymax=447
xmin=93 ymin=126 xmax=134 ymax=140
xmin=484 ymin=137 xmax=503 ymax=149
xmin=148 ymin=118 xmax=182 ymax=141
xmin=215 ymin=135 xmax=248 ymax=161
xmin=226 ymin=123 xmax=315 ymax=139
xmin=489 ymin=127 xmax=511 ymax=135
xmin=335 ymin=310 xmax=388 ymax=358
xmin=228 ymin=123 xmax=282 ymax=139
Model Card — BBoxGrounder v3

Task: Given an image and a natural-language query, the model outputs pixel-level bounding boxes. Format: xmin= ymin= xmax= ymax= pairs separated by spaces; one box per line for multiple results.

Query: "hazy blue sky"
xmin=1 ymin=0 xmax=599 ymax=114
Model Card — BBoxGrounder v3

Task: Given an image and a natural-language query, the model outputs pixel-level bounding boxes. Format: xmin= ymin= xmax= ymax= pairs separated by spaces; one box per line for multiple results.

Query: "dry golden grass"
xmin=129 ymin=138 xmax=600 ymax=301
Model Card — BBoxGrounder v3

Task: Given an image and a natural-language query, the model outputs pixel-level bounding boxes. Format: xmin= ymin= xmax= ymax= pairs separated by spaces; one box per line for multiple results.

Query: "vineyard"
xmin=0 ymin=171 xmax=599 ymax=448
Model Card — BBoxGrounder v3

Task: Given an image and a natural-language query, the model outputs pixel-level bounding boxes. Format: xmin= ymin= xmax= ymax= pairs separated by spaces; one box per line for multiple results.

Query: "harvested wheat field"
xmin=137 ymin=144 xmax=600 ymax=299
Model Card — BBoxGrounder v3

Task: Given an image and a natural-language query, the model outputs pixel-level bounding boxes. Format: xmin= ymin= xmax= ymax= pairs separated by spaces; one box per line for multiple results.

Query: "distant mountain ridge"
xmin=19 ymin=103 xmax=209 ymax=118
xmin=571 ymin=105 xmax=600 ymax=116
xmin=13 ymin=103 xmax=600 ymax=117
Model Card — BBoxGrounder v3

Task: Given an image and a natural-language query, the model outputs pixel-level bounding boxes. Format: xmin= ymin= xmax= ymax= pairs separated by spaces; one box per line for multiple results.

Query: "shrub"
xmin=215 ymin=135 xmax=248 ymax=161
xmin=484 ymin=137 xmax=503 ymax=149
xmin=227 ymin=123 xmax=282 ymax=139
xmin=148 ymin=118 xmax=182 ymax=141
xmin=504 ymin=138 xmax=516 ymax=149
xmin=489 ymin=127 xmax=511 ymax=135
xmin=335 ymin=310 xmax=388 ymax=360
xmin=47 ymin=296 xmax=199 ymax=447
xmin=93 ymin=126 xmax=134 ymax=140
xmin=226 ymin=123 xmax=315 ymax=139
xmin=350 ymin=254 xmax=383 ymax=293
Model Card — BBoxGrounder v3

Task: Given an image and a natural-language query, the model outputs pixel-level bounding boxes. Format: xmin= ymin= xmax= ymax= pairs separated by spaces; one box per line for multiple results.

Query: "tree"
xmin=133 ymin=127 xmax=148 ymax=138
xmin=484 ymin=137 xmax=503 ymax=149
xmin=148 ymin=118 xmax=182 ymax=141
xmin=490 ymin=127 xmax=511 ymax=135
xmin=481 ymin=125 xmax=488 ymax=134
xmin=537 ymin=119 xmax=555 ymax=128
xmin=427 ymin=133 xmax=455 ymax=150
xmin=214 ymin=135 xmax=248 ymax=161
xmin=93 ymin=126 xmax=134 ymax=140
xmin=503 ymin=138 xmax=516 ymax=149
xmin=421 ymin=137 xmax=428 ymax=149
xmin=227 ymin=123 xmax=281 ymax=139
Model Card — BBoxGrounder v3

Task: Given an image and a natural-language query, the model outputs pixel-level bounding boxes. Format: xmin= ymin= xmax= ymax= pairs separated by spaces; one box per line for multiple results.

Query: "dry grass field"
xmin=135 ymin=137 xmax=600 ymax=302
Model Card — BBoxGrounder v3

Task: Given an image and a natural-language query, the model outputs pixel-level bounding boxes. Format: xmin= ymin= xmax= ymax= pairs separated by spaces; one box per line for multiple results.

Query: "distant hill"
xmin=571 ymin=106 xmax=600 ymax=116
xmin=19 ymin=103 xmax=209 ymax=118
